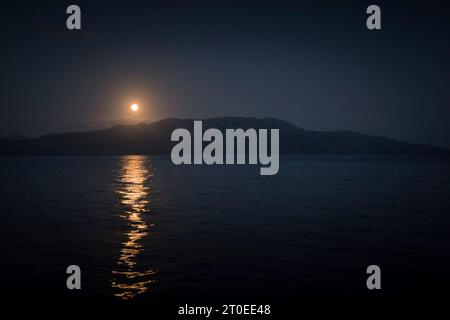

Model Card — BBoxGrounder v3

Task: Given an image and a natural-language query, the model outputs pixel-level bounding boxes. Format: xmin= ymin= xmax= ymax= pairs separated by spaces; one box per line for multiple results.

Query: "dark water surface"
xmin=1 ymin=155 xmax=450 ymax=302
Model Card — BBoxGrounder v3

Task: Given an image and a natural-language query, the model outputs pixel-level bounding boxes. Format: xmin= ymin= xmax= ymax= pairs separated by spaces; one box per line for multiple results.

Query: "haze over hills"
xmin=0 ymin=117 xmax=448 ymax=156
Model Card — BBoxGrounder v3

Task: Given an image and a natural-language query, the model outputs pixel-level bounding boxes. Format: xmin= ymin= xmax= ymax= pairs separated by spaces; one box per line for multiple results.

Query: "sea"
xmin=1 ymin=155 xmax=450 ymax=304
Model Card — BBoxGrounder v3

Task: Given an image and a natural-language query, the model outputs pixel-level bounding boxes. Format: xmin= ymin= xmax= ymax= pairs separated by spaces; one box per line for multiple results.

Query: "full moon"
xmin=131 ymin=103 xmax=139 ymax=112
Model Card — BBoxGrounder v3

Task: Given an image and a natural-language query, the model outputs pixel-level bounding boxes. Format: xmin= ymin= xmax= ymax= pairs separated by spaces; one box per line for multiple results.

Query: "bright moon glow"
xmin=131 ymin=103 xmax=139 ymax=112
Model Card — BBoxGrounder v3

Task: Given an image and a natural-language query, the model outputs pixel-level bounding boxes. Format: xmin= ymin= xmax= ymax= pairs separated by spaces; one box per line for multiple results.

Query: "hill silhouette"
xmin=0 ymin=117 xmax=447 ymax=156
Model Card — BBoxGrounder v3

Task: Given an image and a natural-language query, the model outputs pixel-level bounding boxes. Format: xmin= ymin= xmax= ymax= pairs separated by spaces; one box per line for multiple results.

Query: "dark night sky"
xmin=1 ymin=1 xmax=449 ymax=147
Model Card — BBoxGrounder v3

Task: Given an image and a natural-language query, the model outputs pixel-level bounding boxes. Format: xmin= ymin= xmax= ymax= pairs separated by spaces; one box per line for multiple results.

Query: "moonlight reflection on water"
xmin=111 ymin=155 xmax=155 ymax=300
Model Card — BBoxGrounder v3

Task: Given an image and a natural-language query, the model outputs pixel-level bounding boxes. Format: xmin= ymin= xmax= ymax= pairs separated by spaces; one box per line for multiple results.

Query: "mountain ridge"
xmin=0 ymin=117 xmax=448 ymax=156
